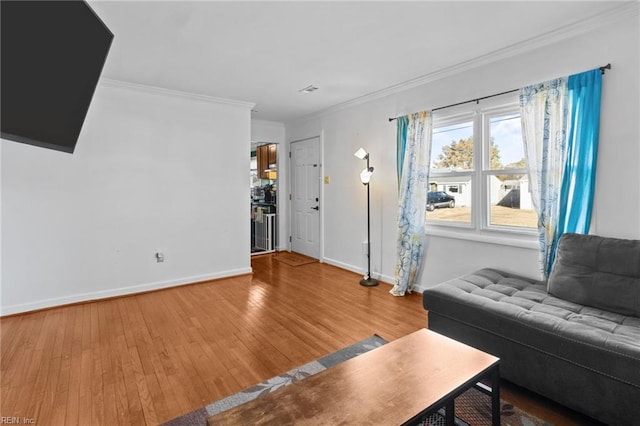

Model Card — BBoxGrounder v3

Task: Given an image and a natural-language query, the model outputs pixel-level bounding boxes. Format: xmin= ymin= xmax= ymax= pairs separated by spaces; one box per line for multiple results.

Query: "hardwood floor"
xmin=1 ymin=254 xmax=600 ymax=425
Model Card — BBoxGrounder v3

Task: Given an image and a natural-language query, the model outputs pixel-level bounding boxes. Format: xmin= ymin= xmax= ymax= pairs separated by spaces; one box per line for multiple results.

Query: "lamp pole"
xmin=361 ymin=153 xmax=379 ymax=287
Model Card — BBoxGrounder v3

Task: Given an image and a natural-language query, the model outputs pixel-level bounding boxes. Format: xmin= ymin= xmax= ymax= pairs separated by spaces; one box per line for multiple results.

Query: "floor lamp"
xmin=354 ymin=147 xmax=379 ymax=287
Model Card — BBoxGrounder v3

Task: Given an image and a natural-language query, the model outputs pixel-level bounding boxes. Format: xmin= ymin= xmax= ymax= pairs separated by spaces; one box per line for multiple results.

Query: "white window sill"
xmin=425 ymin=225 xmax=538 ymax=250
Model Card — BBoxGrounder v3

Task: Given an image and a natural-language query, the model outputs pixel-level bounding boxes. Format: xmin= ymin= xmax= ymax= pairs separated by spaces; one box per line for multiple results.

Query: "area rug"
xmin=162 ymin=335 xmax=550 ymax=426
xmin=273 ymin=251 xmax=318 ymax=266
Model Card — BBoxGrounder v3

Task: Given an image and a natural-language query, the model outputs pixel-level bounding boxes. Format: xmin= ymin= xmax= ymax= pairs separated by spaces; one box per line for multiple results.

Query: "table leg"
xmin=445 ymin=399 xmax=455 ymax=426
xmin=491 ymin=365 xmax=500 ymax=426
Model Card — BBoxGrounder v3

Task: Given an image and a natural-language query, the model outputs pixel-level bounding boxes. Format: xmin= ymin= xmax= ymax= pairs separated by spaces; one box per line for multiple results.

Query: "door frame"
xmin=288 ymin=135 xmax=323 ymax=261
xmin=250 ymin=142 xmax=280 ymax=256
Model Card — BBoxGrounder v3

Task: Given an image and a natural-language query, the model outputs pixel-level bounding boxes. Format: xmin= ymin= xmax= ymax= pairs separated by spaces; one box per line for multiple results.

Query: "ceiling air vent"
xmin=298 ymin=85 xmax=319 ymax=94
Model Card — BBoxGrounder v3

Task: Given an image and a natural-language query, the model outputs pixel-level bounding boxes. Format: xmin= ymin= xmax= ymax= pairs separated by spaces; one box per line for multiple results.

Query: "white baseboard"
xmin=321 ymin=257 xmax=394 ymax=286
xmin=0 ymin=267 xmax=252 ymax=316
xmin=321 ymin=257 xmax=361 ymax=274
xmin=379 ymin=273 xmax=395 ymax=285
xmin=321 ymin=258 xmax=426 ymax=293
xmin=412 ymin=284 xmax=428 ymax=294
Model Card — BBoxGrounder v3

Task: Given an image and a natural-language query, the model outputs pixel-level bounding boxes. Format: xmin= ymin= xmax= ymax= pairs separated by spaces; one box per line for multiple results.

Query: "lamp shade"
xmin=360 ymin=167 xmax=374 ymax=184
xmin=354 ymin=147 xmax=368 ymax=160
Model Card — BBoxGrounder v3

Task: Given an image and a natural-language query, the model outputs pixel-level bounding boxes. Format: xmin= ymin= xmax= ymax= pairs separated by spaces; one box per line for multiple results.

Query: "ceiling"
xmin=89 ymin=1 xmax=625 ymax=123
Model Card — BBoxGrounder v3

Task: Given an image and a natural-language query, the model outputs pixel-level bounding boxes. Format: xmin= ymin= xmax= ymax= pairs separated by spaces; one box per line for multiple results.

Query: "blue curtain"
xmin=391 ymin=111 xmax=431 ymax=296
xmin=396 ymin=116 xmax=409 ymax=187
xmin=557 ymin=69 xmax=602 ymax=236
xmin=520 ymin=68 xmax=602 ymax=277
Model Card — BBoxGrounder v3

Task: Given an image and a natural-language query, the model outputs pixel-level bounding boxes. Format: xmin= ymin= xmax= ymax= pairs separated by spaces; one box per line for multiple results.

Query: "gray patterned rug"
xmin=162 ymin=335 xmax=549 ymax=425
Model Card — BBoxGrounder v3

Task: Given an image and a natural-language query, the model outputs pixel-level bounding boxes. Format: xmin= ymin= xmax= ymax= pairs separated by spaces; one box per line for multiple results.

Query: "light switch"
xmin=324 ymin=176 xmax=330 ymax=184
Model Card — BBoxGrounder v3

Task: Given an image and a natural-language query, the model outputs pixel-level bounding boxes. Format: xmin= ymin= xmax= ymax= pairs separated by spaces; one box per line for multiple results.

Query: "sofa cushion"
xmin=423 ymin=268 xmax=640 ymax=389
xmin=548 ymin=233 xmax=640 ymax=316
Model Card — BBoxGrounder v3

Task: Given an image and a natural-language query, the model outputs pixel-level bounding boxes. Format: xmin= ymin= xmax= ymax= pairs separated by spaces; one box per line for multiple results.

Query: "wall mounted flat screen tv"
xmin=1 ymin=0 xmax=113 ymax=154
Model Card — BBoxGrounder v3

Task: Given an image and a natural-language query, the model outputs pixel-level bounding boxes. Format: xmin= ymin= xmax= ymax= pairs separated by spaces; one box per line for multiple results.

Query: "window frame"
xmin=426 ymin=97 xmax=537 ymax=246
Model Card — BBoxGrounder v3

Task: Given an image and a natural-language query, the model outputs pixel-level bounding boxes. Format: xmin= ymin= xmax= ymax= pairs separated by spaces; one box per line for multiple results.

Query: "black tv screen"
xmin=1 ymin=0 xmax=113 ymax=154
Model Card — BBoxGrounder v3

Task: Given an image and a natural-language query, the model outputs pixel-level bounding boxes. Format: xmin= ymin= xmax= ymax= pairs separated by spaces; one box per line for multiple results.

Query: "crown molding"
xmin=98 ymin=78 xmax=255 ymax=110
xmin=294 ymin=2 xmax=639 ymax=123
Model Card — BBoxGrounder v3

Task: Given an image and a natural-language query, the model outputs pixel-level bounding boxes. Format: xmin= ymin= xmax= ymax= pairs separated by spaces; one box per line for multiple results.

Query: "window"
xmin=485 ymin=111 xmax=537 ymax=229
xmin=428 ymin=118 xmax=474 ymax=225
xmin=427 ymin=102 xmax=536 ymax=233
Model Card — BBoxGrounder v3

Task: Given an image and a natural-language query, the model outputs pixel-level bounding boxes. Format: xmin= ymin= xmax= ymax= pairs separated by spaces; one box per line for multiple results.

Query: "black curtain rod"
xmin=388 ymin=63 xmax=611 ymax=122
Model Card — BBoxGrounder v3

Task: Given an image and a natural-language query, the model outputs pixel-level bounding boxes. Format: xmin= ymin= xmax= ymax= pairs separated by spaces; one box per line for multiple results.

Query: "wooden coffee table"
xmin=207 ymin=328 xmax=500 ymax=425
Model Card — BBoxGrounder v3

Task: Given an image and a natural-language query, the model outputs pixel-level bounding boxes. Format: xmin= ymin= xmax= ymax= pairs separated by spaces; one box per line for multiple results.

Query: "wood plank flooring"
xmin=1 ymin=254 xmax=600 ymax=425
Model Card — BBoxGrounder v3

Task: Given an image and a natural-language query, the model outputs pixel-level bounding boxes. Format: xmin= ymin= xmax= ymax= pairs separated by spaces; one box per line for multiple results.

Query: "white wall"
xmin=286 ymin=16 xmax=639 ymax=290
xmin=1 ymin=80 xmax=253 ymax=315
xmin=251 ymin=119 xmax=288 ymax=251
xmin=251 ymin=120 xmax=286 ymax=145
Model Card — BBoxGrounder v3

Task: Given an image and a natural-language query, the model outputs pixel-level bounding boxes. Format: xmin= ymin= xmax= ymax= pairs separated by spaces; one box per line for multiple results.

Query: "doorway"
xmin=251 ymin=142 xmax=278 ymax=255
xmin=290 ymin=137 xmax=320 ymax=259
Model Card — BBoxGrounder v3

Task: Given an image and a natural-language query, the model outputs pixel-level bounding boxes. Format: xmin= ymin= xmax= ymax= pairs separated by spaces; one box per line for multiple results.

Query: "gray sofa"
xmin=422 ymin=233 xmax=640 ymax=425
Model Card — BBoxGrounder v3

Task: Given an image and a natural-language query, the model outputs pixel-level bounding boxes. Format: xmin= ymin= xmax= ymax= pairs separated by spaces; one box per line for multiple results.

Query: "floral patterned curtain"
xmin=390 ymin=111 xmax=432 ymax=296
xmin=520 ymin=78 xmax=569 ymax=277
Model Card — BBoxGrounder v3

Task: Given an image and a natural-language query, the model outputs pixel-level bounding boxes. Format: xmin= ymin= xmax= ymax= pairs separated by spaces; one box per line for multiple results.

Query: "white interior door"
xmin=290 ymin=138 xmax=320 ymax=259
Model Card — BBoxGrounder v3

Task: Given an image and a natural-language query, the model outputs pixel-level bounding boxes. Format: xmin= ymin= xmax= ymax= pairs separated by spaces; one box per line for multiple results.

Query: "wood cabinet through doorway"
xmin=257 ymin=144 xmax=277 ymax=179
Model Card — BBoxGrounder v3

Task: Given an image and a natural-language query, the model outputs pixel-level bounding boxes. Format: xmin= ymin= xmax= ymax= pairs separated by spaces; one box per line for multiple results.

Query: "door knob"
xmin=311 ymin=206 xmax=319 ymax=211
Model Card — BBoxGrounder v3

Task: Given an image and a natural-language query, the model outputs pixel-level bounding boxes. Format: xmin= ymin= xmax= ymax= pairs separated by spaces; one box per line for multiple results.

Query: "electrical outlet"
xmin=155 ymin=252 xmax=165 ymax=263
